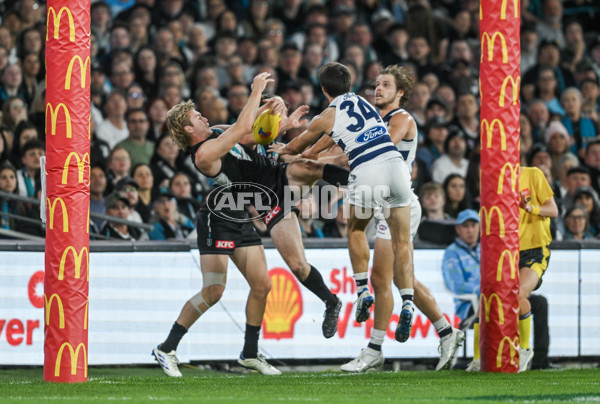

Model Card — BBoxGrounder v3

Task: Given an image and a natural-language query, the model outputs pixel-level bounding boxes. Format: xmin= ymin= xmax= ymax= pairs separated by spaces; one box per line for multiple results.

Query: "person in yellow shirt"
xmin=517 ymin=166 xmax=558 ymax=371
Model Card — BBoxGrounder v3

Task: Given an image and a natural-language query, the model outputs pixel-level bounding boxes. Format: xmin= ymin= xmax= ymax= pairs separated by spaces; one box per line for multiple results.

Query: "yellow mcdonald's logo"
xmin=65 ymin=55 xmax=90 ymax=90
xmin=47 ymin=6 xmax=75 ymax=42
xmin=496 ymin=335 xmax=519 ymax=368
xmin=497 ymin=249 xmax=518 ymax=281
xmin=84 ymin=300 xmax=88 ymax=330
xmin=499 ymin=75 xmax=520 ymax=107
xmin=44 ymin=293 xmax=65 ymax=328
xmin=481 ymin=292 xmax=505 ymax=324
xmin=59 ymin=246 xmax=89 ymax=281
xmin=481 ymin=32 xmax=508 ymax=64
xmin=497 ymin=162 xmax=520 ymax=194
xmin=480 ymin=205 xmax=505 ymax=237
xmin=501 ymin=0 xmax=519 ymax=19
xmin=46 ymin=103 xmax=72 ymax=139
xmin=481 ymin=119 xmax=507 ymax=151
xmin=62 ymin=152 xmax=90 ymax=185
xmin=46 ymin=197 xmax=68 ymax=232
xmin=54 ymin=342 xmax=87 ymax=377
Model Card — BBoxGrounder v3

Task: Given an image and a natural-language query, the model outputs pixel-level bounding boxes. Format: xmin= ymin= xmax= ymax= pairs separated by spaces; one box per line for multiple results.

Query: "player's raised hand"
xmin=268 ymin=142 xmax=289 ymax=155
xmin=281 ymin=105 xmax=309 ymax=132
xmin=263 ymin=96 xmax=287 ymax=117
xmin=251 ymin=72 xmax=273 ymax=93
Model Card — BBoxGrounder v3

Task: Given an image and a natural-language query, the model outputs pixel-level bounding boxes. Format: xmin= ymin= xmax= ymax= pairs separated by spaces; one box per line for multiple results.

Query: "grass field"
xmin=1 ymin=366 xmax=599 ymax=403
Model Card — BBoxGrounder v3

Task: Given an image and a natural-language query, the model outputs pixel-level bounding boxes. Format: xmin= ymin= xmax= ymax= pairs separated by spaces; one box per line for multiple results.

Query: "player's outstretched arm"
xmin=196 ymin=73 xmax=272 ymax=163
xmin=269 ymin=107 xmax=334 ymax=155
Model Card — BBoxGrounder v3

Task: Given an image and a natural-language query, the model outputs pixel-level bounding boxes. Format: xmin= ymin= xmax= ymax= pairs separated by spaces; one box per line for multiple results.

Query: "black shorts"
xmin=260 ymin=162 xmax=299 ymax=232
xmin=519 ymin=246 xmax=551 ymax=290
xmin=196 ymin=209 xmax=262 ymax=255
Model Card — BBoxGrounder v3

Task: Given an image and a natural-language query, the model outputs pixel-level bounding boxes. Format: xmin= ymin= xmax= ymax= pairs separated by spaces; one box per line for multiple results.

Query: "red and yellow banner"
xmin=44 ymin=0 xmax=90 ymax=382
xmin=479 ymin=0 xmax=521 ymax=372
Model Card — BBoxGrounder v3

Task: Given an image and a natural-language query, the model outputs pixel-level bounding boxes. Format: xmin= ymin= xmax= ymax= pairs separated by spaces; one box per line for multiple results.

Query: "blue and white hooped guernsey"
xmin=329 ymin=93 xmax=400 ymax=171
xmin=382 ymin=108 xmax=417 ymax=174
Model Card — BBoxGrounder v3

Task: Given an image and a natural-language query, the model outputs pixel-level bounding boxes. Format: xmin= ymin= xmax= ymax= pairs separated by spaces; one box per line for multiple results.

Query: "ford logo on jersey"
xmin=356 ymin=126 xmax=386 ymax=143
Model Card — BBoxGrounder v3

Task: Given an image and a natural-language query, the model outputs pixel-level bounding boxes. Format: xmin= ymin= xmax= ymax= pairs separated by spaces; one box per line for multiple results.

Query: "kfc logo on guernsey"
xmin=215 ymin=240 xmax=235 ymax=249
xmin=355 ymin=126 xmax=386 ymax=143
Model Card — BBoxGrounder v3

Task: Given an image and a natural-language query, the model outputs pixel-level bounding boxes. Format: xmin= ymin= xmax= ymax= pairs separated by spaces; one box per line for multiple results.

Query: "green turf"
xmin=1 ymin=366 xmax=599 ymax=403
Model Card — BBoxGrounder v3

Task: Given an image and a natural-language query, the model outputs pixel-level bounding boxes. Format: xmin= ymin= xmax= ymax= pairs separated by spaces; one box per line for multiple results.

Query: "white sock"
xmin=354 ymin=272 xmax=369 ymax=293
xmin=433 ymin=316 xmax=451 ymax=333
xmin=366 ymin=328 xmax=387 ymax=354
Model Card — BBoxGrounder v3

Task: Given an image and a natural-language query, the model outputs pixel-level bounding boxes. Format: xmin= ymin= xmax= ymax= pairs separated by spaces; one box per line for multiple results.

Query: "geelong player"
xmin=153 ymin=73 xmax=347 ymax=376
xmin=303 ymin=66 xmax=465 ymax=371
xmin=271 ymin=62 xmax=416 ymax=354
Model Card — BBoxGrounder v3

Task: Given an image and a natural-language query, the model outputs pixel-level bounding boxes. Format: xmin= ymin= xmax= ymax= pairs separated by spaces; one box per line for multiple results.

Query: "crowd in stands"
xmin=0 ymin=0 xmax=599 ymax=243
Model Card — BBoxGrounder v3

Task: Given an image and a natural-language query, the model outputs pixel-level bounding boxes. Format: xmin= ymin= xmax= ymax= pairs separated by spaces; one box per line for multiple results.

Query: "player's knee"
xmin=250 ymin=277 xmax=272 ymax=298
xmin=203 ymin=285 xmax=225 ymax=305
xmin=370 ymin=271 xmax=390 ymax=293
xmin=288 ymin=260 xmax=309 ymax=278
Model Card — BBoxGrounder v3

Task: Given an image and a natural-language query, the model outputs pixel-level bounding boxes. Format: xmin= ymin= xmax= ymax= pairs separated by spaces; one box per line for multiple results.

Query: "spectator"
xmin=0 ymin=127 xmax=9 ymax=164
xmin=561 ymin=166 xmax=593 ymax=215
xmin=296 ymin=193 xmax=324 ymax=238
xmin=407 ymin=35 xmax=438 ymax=79
xmin=0 ymin=162 xmax=19 ymax=232
xmin=148 ymin=191 xmax=194 ymax=240
xmin=110 ymin=62 xmax=135 ymax=92
xmin=19 ymin=51 xmax=41 ymax=107
xmin=90 ymin=165 xmax=107 ymax=231
xmin=527 ymin=143 xmax=554 ymax=184
xmin=441 ymin=209 xmax=480 ymax=321
xmin=226 ymin=83 xmax=249 ymax=123
xmin=579 ymin=77 xmax=599 ymax=124
xmin=522 ymin=40 xmax=576 ymax=102
xmin=561 ymin=21 xmax=586 ymax=72
xmin=126 ymin=83 xmax=146 ymax=110
xmin=99 ymin=192 xmax=146 ymax=241
xmin=169 ymin=172 xmax=202 ymax=222
xmin=544 ymin=121 xmax=571 ymax=178
xmin=134 ymin=46 xmax=159 ymax=99
xmin=535 ymin=67 xmax=565 ymax=116
xmin=131 ymin=163 xmax=154 ymax=223
xmin=381 ymin=23 xmax=410 ymax=68
xmin=553 ymin=152 xmax=580 ymax=211
xmin=116 ymin=108 xmax=155 ymax=167
xmin=583 ymin=140 xmax=600 ymax=194
xmin=16 ymin=139 xmax=43 ymax=197
xmin=521 ymin=24 xmax=539 ymax=74
xmin=560 ymin=204 xmax=594 ymax=240
xmin=322 ymin=198 xmax=348 ymax=238
xmin=1 ymin=95 xmax=28 ymax=137
xmin=443 ymin=174 xmax=471 ymax=219
xmin=202 ymin=96 xmax=229 ymax=126
xmin=420 ymin=182 xmax=451 ymax=221
xmin=416 ymin=116 xmax=449 ymax=176
xmin=115 ymin=176 xmax=143 ymax=224
xmin=572 ymin=186 xmax=600 ymax=236
xmin=536 ymin=0 xmax=565 ymax=46
xmin=276 ymin=43 xmax=310 ymax=95
xmin=431 ymin=128 xmax=469 ymax=184
xmin=241 ymin=0 xmax=272 ymax=39
xmin=9 ymin=120 xmax=38 ymax=169
xmin=97 ymin=90 xmax=129 ymax=148
xmin=451 ymin=92 xmax=479 ymax=154
xmin=405 ymin=81 xmax=431 ymax=132
xmin=0 ymin=63 xmax=25 ymax=110
xmin=520 ymin=113 xmax=534 ymax=158
xmin=527 ymin=100 xmax=551 ymax=144
xmin=146 ymin=97 xmax=168 ymax=142
xmin=105 ymin=146 xmax=132 ymax=195
xmin=560 ymin=87 xmax=597 ymax=159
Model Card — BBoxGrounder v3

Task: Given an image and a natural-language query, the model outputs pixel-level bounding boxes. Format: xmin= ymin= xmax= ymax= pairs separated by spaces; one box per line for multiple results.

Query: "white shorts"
xmin=347 ymin=158 xmax=412 ymax=209
xmin=375 ymin=192 xmax=421 ymax=241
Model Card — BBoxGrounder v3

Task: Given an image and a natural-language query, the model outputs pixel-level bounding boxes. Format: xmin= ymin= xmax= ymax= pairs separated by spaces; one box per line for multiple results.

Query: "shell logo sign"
xmin=263 ymin=268 xmax=303 ymax=340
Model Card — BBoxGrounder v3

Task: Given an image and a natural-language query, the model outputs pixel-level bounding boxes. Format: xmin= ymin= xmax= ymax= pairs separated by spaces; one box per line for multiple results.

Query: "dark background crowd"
xmin=0 ymin=0 xmax=599 ymax=242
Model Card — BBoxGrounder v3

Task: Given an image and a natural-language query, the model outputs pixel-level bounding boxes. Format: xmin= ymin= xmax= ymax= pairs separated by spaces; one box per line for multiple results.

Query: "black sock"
xmin=242 ymin=324 xmax=261 ymax=359
xmin=367 ymin=342 xmax=382 ymax=351
xmin=161 ymin=322 xmax=188 ymax=352
xmin=300 ymin=265 xmax=338 ymax=308
xmin=322 ymin=164 xmax=350 ymax=186
xmin=438 ymin=326 xmax=452 ymax=338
